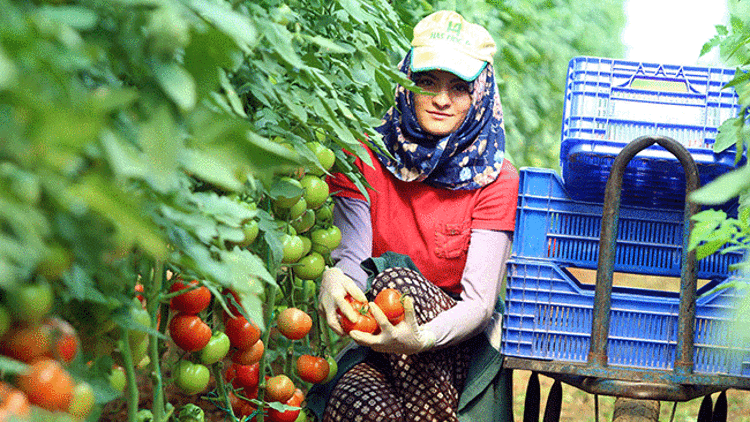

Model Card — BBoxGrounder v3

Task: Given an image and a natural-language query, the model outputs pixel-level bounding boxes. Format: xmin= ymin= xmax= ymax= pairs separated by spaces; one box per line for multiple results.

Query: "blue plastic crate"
xmin=512 ymin=167 xmax=742 ymax=279
xmin=501 ymin=258 xmax=750 ymax=376
xmin=560 ymin=56 xmax=745 ymax=209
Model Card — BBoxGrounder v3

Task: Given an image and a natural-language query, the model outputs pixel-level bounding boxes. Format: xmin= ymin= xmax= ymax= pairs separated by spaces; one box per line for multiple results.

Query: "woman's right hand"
xmin=318 ymin=267 xmax=368 ymax=335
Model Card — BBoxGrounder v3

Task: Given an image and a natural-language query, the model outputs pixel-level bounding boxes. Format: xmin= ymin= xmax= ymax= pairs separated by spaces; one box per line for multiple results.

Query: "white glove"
xmin=349 ymin=296 xmax=436 ymax=355
xmin=318 ymin=267 xmax=368 ymax=336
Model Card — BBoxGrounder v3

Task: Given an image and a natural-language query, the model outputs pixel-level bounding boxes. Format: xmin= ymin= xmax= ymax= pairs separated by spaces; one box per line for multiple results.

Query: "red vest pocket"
xmin=434 ymin=222 xmax=471 ymax=259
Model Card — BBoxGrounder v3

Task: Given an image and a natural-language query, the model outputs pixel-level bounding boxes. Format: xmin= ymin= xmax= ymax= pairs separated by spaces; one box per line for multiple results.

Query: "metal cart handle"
xmin=588 ymin=135 xmax=701 ymax=375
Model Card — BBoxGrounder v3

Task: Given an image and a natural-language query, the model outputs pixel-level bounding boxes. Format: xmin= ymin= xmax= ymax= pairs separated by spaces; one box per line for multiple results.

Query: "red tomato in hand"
xmin=338 ymin=295 xmax=379 ymax=334
xmin=224 ymin=315 xmax=260 ymax=350
xmin=374 ymin=288 xmax=405 ymax=325
xmin=169 ymin=313 xmax=212 ymax=352
xmin=276 ymin=308 xmax=312 ymax=340
xmin=17 ymin=358 xmax=73 ymax=412
xmin=296 ymin=355 xmax=330 ymax=384
xmin=267 ymin=388 xmax=304 ymax=422
xmin=170 ymin=279 xmax=211 ymax=315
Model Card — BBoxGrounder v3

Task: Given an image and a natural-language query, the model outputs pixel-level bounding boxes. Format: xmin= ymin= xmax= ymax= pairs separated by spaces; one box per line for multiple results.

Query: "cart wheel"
xmin=612 ymin=398 xmax=659 ymax=422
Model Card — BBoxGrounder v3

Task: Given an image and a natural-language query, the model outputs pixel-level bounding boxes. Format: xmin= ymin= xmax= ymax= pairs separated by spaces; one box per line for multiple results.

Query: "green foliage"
xmin=689 ymin=5 xmax=750 ymax=274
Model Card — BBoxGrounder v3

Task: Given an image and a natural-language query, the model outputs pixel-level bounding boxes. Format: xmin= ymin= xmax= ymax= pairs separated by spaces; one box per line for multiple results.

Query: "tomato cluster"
xmin=0 ymin=283 xmax=95 ymax=420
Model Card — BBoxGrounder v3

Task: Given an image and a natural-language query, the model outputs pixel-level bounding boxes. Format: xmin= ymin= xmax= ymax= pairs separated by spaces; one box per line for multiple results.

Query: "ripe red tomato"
xmin=170 ymin=279 xmax=212 ymax=315
xmin=296 ymin=355 xmax=330 ymax=384
xmin=232 ymin=339 xmax=264 ymax=365
xmin=168 ymin=313 xmax=212 ymax=352
xmin=229 ymin=391 xmax=260 ymax=419
xmin=267 ymin=388 xmax=305 ymax=422
xmin=17 ymin=358 xmax=73 ymax=412
xmin=225 ymin=362 xmax=260 ymax=391
xmin=276 ymin=308 xmax=312 ymax=340
xmin=224 ymin=315 xmax=261 ymax=350
xmin=338 ymin=295 xmax=379 ymax=334
xmin=0 ymin=323 xmax=51 ymax=363
xmin=374 ymin=288 xmax=405 ymax=325
xmin=45 ymin=317 xmax=79 ymax=363
xmin=340 ymin=309 xmax=378 ymax=334
xmin=265 ymin=374 xmax=295 ymax=403
xmin=0 ymin=382 xmax=30 ymax=420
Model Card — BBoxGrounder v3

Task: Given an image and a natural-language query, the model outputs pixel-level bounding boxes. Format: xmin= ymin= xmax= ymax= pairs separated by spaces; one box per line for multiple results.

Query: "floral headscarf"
xmin=374 ymin=50 xmax=506 ymax=190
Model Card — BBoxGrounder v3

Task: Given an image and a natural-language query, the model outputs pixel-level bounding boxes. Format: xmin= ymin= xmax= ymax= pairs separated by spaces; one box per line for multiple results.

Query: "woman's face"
xmin=413 ymin=70 xmax=472 ymax=137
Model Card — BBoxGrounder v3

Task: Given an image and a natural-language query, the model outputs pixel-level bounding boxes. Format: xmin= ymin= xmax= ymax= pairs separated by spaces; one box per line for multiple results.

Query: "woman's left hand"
xmin=348 ymin=297 xmax=436 ymax=355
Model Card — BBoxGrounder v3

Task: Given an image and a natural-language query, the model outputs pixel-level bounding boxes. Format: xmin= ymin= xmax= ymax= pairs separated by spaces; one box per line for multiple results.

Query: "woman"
xmin=316 ymin=10 xmax=519 ymax=422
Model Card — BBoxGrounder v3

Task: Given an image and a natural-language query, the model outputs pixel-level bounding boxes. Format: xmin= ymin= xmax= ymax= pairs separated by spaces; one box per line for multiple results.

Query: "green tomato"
xmin=13 ymin=282 xmax=54 ymax=324
xmin=199 ymin=331 xmax=231 ymax=365
xmin=291 ymin=209 xmax=316 ymax=234
xmin=293 ymin=252 xmax=325 ymax=280
xmin=281 ymin=234 xmax=305 ymax=264
xmin=178 ymin=403 xmax=205 ymax=422
xmin=174 ymin=360 xmax=210 ymax=395
xmin=273 ymin=177 xmax=304 ymax=209
xmin=299 ymin=235 xmax=312 ymax=257
xmin=306 ymin=142 xmax=336 ymax=176
xmin=68 ymin=382 xmax=95 ymax=419
xmin=238 ymin=220 xmax=259 ymax=247
xmin=299 ymin=175 xmax=329 ymax=209
xmin=315 ymin=202 xmax=334 ymax=223
xmin=323 ymin=355 xmax=338 ymax=384
xmin=109 ymin=365 xmax=127 ymax=394
xmin=310 ymin=226 xmax=342 ymax=255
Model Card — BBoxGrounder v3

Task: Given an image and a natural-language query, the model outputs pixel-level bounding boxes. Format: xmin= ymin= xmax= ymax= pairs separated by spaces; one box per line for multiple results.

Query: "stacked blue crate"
xmin=559 ymin=56 xmax=745 ymax=209
xmin=501 ymin=167 xmax=749 ymax=376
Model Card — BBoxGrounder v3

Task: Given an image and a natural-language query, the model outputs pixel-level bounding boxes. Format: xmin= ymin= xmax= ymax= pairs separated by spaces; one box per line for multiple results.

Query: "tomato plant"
xmin=306 ymin=142 xmax=336 ymax=176
xmin=199 ymin=331 xmax=231 ymax=365
xmin=265 ymin=374 xmax=295 ymax=403
xmin=296 ymin=355 xmax=330 ymax=384
xmin=224 ymin=315 xmax=261 ymax=350
xmin=173 ymin=360 xmax=210 ymax=395
xmin=169 ymin=313 xmax=212 ymax=352
xmin=276 ymin=308 xmax=312 ymax=340
xmin=17 ymin=358 xmax=73 ymax=412
xmin=0 ymin=306 xmax=10 ymax=339
xmin=170 ymin=279 xmax=212 ymax=315
xmin=374 ymin=288 xmax=405 ymax=325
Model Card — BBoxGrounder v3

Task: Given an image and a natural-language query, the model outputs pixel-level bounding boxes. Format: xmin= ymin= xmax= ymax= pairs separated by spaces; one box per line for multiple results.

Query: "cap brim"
xmin=410 ymin=46 xmax=487 ymax=81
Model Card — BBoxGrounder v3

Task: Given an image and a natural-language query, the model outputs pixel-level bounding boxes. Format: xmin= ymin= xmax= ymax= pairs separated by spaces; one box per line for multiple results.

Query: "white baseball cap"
xmin=410 ymin=11 xmax=497 ymax=81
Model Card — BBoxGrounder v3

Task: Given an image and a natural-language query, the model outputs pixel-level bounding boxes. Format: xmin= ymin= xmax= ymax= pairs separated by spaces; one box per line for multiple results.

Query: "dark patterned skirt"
xmin=322 ymin=267 xmax=473 ymax=422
